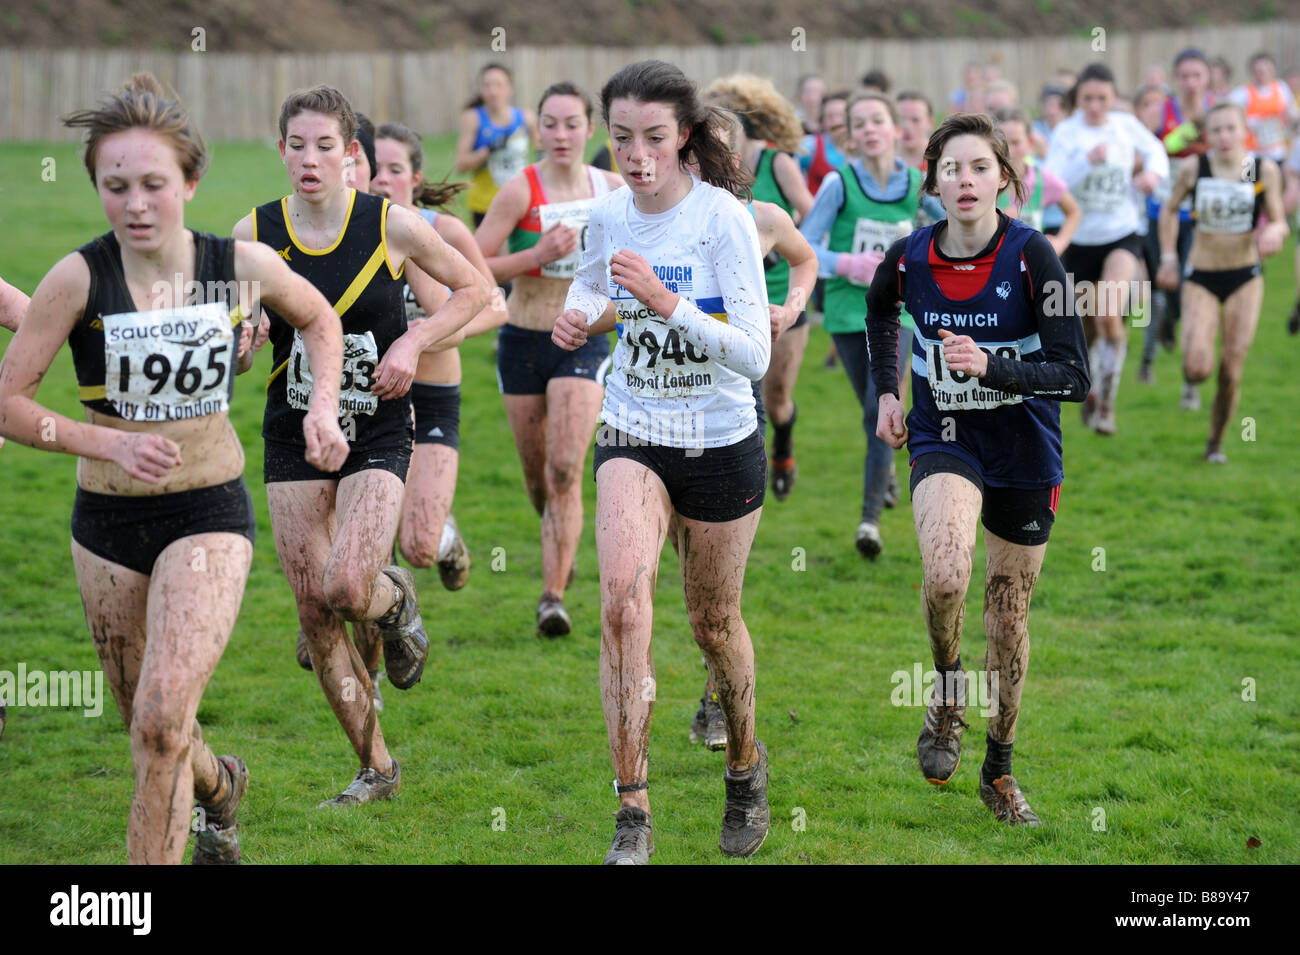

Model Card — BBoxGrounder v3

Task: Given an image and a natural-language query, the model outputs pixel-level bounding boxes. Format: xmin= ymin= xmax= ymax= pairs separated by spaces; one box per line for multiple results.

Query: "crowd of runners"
xmin=0 ymin=41 xmax=1297 ymax=865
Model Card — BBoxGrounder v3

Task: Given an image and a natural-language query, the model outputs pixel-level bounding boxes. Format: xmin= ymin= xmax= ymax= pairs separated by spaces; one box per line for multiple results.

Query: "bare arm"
xmin=764 ymin=205 xmax=817 ymax=338
xmin=773 ymin=151 xmax=815 ymax=221
xmin=475 ymin=174 xmax=575 ymax=283
xmin=455 ymin=109 xmax=489 ymax=173
xmin=0 ymin=278 xmax=30 ymax=333
xmin=1047 ymin=189 xmax=1081 ymax=257
xmin=1156 ymin=161 xmax=1195 ymax=289
xmin=1257 ymin=160 xmax=1290 ymax=257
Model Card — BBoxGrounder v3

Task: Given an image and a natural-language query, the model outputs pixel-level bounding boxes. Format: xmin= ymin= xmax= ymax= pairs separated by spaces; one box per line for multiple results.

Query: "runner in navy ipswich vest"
xmin=867 ymin=112 xmax=1089 ymax=827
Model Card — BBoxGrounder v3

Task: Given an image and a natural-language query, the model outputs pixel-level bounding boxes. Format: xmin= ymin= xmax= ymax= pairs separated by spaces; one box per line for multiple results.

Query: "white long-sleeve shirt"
xmin=1044 ymin=110 xmax=1170 ymax=246
xmin=566 ymin=177 xmax=770 ymax=448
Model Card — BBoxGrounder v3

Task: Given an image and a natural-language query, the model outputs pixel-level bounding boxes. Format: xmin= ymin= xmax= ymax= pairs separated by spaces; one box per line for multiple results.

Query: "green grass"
xmin=1 ymin=138 xmax=1298 ymax=864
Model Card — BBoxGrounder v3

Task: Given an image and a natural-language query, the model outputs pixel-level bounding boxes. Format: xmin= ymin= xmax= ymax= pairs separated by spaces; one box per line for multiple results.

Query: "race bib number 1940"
xmin=925 ymin=340 xmax=1024 ymax=411
xmin=287 ymin=329 xmax=379 ymax=418
xmin=616 ymin=310 xmax=718 ymax=399
xmin=103 ymin=302 xmax=233 ymax=421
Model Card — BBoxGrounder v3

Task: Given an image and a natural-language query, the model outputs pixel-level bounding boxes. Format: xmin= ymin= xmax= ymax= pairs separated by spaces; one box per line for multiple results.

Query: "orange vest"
xmin=1244 ymin=81 xmax=1288 ymax=154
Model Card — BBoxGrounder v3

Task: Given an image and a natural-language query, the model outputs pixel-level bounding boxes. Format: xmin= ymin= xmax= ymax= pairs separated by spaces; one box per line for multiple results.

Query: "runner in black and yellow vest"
xmin=799 ymin=92 xmax=945 ymax=560
xmin=705 ymin=73 xmax=815 ymax=500
xmin=234 ymin=86 xmax=490 ymax=808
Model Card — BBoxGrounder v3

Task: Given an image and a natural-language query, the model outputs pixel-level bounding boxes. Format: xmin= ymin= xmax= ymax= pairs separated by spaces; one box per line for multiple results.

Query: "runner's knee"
xmin=399 ymin=525 xmax=437 ymax=568
xmin=321 ymin=568 xmax=373 ymax=620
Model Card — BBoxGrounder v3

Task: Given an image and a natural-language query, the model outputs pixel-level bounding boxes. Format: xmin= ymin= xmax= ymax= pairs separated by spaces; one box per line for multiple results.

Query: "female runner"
xmin=553 ymin=60 xmax=772 ymax=864
xmin=0 ymin=74 xmax=348 ymax=862
xmin=1157 ymin=101 xmax=1288 ymax=462
xmin=868 ymin=112 xmax=1089 ymax=825
xmin=474 ymin=81 xmax=623 ymax=636
xmin=798 ymin=92 xmax=945 ymax=560
xmin=1044 ymin=64 xmax=1168 ymax=435
xmin=234 ymin=86 xmax=490 ymax=806
xmin=456 ymin=63 xmax=539 ymax=228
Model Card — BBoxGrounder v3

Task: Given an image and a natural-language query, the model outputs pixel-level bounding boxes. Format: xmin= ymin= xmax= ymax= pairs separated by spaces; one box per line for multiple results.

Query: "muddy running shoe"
xmin=437 ymin=516 xmax=471 ymax=591
xmin=603 ymin=806 xmax=654 ymax=865
xmin=918 ymin=674 xmax=968 ymax=784
xmin=720 ymin=741 xmax=769 ymax=857
xmin=375 ymin=567 xmax=428 ymax=689
xmin=192 ymin=755 xmax=249 ymax=865
xmin=318 ymin=759 xmax=401 ymax=808
xmin=296 ymin=628 xmax=312 ymax=670
xmin=1092 ymin=402 xmax=1117 ymax=436
xmin=1204 ymin=443 xmax=1228 ymax=464
xmin=1288 ymin=300 xmax=1300 ymax=335
xmin=689 ymin=692 xmax=728 ymax=751
xmin=770 ymin=457 xmax=797 ymax=501
xmin=980 ymin=774 xmax=1041 ymax=826
xmin=537 ymin=592 xmax=571 ymax=637
xmin=855 ymin=521 xmax=882 ymax=560
xmin=1180 ymin=382 xmax=1201 ymax=411
xmin=883 ymin=463 xmax=900 ymax=509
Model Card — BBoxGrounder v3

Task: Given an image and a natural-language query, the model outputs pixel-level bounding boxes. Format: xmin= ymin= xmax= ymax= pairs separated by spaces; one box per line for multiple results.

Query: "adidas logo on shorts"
xmin=428 ymin=427 xmax=444 ymax=437
xmin=1021 ymin=520 xmax=1041 ymax=532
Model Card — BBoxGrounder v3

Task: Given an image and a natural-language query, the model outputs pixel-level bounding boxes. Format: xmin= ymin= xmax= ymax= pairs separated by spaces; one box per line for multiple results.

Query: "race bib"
xmin=488 ymin=129 xmax=529 ymax=186
xmin=615 ymin=307 xmax=718 ymax=399
xmin=286 ymin=329 xmax=380 ymax=418
xmin=1194 ymin=178 xmax=1255 ymax=234
xmin=1075 ymin=161 xmax=1129 ymax=214
xmin=925 ymin=339 xmax=1024 ymax=411
xmin=103 ymin=302 xmax=233 ymax=422
xmin=538 ymin=198 xmax=595 ymax=279
xmin=848 ymin=219 xmax=912 ymax=287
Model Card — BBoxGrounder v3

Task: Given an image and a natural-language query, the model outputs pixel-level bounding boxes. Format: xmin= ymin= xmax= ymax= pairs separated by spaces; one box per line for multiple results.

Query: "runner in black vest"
xmin=234 ymin=86 xmax=490 ymax=808
xmin=0 ymin=74 xmax=347 ymax=863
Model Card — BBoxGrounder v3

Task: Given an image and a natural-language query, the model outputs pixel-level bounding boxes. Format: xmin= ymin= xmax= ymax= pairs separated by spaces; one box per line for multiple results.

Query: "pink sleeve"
xmin=1039 ymin=168 xmax=1069 ymax=208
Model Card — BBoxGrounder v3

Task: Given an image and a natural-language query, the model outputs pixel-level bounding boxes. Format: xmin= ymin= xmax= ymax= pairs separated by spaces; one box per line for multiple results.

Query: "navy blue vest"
xmin=902 ymin=218 xmax=1063 ymax=488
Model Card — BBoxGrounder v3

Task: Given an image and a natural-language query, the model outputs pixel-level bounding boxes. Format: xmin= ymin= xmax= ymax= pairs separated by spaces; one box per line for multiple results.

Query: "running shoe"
xmin=720 ymin=740 xmax=769 ymax=857
xmin=375 ymin=567 xmax=429 ymax=690
xmin=770 ymin=456 xmax=797 ymax=500
xmin=537 ymin=592 xmax=572 ymax=637
xmin=1180 ymin=383 xmax=1201 ymax=411
xmin=1288 ymin=300 xmax=1300 ymax=335
xmin=979 ymin=773 xmax=1041 ymax=827
xmin=883 ymin=463 xmax=900 ymax=509
xmin=1092 ymin=402 xmax=1117 ymax=436
xmin=1204 ymin=443 xmax=1228 ymax=464
xmin=1137 ymin=361 xmax=1154 ymax=385
xmin=437 ymin=516 xmax=471 ymax=591
xmin=689 ymin=692 xmax=728 ymax=751
xmin=192 ymin=755 xmax=249 ymax=865
xmin=917 ymin=674 xmax=968 ymax=785
xmin=318 ymin=759 xmax=401 ymax=808
xmin=295 ymin=628 xmax=312 ymax=670
xmin=603 ymin=806 xmax=654 ymax=865
xmin=855 ymin=521 xmax=882 ymax=560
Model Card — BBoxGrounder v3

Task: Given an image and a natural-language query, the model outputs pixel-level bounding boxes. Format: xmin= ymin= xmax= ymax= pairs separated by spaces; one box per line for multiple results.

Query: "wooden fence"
xmin=2 ymin=20 xmax=1299 ymax=141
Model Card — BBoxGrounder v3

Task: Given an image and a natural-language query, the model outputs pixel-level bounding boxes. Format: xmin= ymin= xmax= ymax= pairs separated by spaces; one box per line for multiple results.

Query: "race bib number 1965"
xmin=103 ymin=302 xmax=233 ymax=421
xmin=925 ymin=340 xmax=1024 ymax=411
xmin=287 ymin=329 xmax=379 ymax=418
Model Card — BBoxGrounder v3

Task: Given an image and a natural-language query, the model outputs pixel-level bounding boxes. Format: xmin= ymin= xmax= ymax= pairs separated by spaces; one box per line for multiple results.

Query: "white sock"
xmin=436 ymin=520 xmax=457 ymax=562
xmin=1104 ymin=338 xmax=1127 ymax=403
xmin=1088 ymin=340 xmax=1103 ymax=395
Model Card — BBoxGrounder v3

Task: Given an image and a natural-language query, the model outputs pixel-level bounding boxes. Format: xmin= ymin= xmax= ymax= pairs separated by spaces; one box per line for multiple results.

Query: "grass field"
xmin=0 ymin=134 xmax=1297 ymax=865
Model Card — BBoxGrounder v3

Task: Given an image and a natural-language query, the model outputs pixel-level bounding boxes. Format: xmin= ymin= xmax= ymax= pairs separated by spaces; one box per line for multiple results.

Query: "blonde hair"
xmin=63 ymin=73 xmax=208 ymax=184
xmin=703 ymin=73 xmax=805 ymax=153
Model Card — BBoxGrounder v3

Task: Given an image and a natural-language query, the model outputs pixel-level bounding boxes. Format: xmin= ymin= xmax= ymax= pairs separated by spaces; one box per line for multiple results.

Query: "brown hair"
xmin=1205 ymin=99 xmax=1249 ymax=129
xmin=922 ymin=111 xmax=1024 ymax=206
xmin=374 ymin=121 xmax=466 ymax=210
xmin=537 ymin=80 xmax=594 ymax=122
xmin=465 ymin=62 xmax=513 ymax=111
xmin=601 ymin=59 xmax=754 ymax=199
xmin=278 ymin=85 xmax=356 ymax=145
xmin=63 ymin=72 xmax=208 ymax=184
xmin=896 ymin=90 xmax=934 ymax=119
xmin=703 ymin=73 xmax=806 ymax=153
xmin=846 ymin=91 xmax=899 ymax=126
